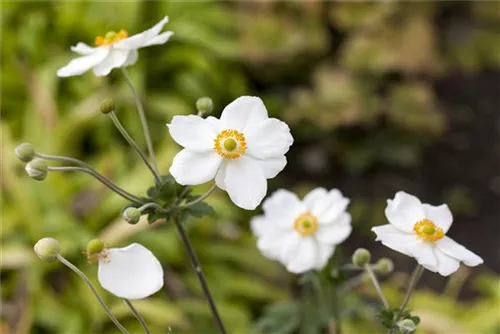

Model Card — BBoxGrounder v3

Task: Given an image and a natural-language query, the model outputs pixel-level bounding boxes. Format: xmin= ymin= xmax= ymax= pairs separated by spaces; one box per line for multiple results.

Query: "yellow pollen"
xmin=214 ymin=129 xmax=246 ymax=159
xmin=95 ymin=29 xmax=128 ymax=46
xmin=294 ymin=212 xmax=318 ymax=237
xmin=413 ymin=219 xmax=444 ymax=242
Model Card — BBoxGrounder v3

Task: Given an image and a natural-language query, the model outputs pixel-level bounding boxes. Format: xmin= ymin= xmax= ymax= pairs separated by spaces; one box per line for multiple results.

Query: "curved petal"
xmin=409 ymin=242 xmax=437 ymax=271
xmin=98 ymin=243 xmax=163 ymax=300
xmin=123 ymin=49 xmax=138 ymax=67
xmin=247 ymin=156 xmax=287 ymax=179
xmin=372 ymin=224 xmax=419 ymax=257
xmin=57 ymin=47 xmax=109 ymax=77
xmin=385 ymin=191 xmax=425 ymax=233
xmin=250 ymin=215 xmax=268 ymax=237
xmin=224 ymin=156 xmax=267 ymax=210
xmin=257 ymin=229 xmax=296 ymax=261
xmin=245 ymin=118 xmax=293 ymax=159
xmin=115 ymin=16 xmax=169 ymax=50
xmin=436 ymin=236 xmax=483 ymax=267
xmin=434 ymin=247 xmax=460 ymax=276
xmin=303 ymin=188 xmax=327 ymax=210
xmin=315 ymin=244 xmax=335 ymax=270
xmin=167 ymin=115 xmax=219 ymax=152
xmin=92 ymin=49 xmax=130 ymax=76
xmin=422 ymin=204 xmax=453 ymax=233
xmin=70 ymin=42 xmax=97 ymax=55
xmin=142 ymin=31 xmax=174 ymax=47
xmin=215 ymin=161 xmax=227 ymax=190
xmin=169 ymin=150 xmax=222 ymax=185
xmin=315 ymin=213 xmax=352 ymax=245
xmin=220 ymin=96 xmax=268 ymax=131
xmin=306 ymin=189 xmax=348 ymax=224
xmin=285 ymin=237 xmax=318 ymax=274
xmin=262 ymin=189 xmax=305 ymax=228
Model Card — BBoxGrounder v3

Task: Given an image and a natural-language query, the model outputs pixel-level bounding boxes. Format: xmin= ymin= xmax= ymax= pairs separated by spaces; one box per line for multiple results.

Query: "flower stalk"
xmin=364 ymin=264 xmax=390 ymax=309
xmin=397 ymin=264 xmax=424 ymax=318
xmin=124 ymin=299 xmax=151 ymax=334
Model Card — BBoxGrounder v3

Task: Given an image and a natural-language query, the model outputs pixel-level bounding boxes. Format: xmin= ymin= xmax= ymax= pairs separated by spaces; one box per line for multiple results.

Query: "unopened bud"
xmin=375 ymin=258 xmax=394 ymax=274
xmin=34 ymin=238 xmax=60 ymax=262
xmin=123 ymin=207 xmax=141 ymax=224
xmin=397 ymin=319 xmax=417 ymax=333
xmin=196 ymin=97 xmax=213 ymax=116
xmin=352 ymin=248 xmax=371 ymax=267
xmin=86 ymin=239 xmax=105 ymax=256
xmin=25 ymin=158 xmax=48 ymax=181
xmin=15 ymin=143 xmax=35 ymax=162
xmin=100 ymin=99 xmax=116 ymax=114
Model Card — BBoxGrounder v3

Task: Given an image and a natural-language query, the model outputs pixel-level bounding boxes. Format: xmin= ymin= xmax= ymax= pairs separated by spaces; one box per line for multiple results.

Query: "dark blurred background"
xmin=1 ymin=1 xmax=499 ymax=333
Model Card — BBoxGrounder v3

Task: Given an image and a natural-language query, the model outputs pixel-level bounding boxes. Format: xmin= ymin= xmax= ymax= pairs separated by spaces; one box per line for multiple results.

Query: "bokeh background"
xmin=1 ymin=1 xmax=499 ymax=333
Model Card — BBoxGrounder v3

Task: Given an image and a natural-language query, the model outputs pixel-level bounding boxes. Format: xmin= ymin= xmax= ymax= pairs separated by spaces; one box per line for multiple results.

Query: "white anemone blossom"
xmin=97 ymin=243 xmax=164 ymax=299
xmin=251 ymin=188 xmax=352 ymax=273
xmin=57 ymin=16 xmax=173 ymax=77
xmin=372 ymin=191 xmax=483 ymax=276
xmin=168 ymin=96 xmax=294 ymax=210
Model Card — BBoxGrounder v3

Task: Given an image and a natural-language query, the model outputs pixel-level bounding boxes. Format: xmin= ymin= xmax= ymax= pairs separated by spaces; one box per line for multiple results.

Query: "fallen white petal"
xmin=169 ymin=149 xmax=222 ymax=185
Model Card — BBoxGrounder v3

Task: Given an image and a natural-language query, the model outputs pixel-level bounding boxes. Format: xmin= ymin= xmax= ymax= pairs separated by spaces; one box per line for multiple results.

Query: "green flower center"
xmin=223 ymin=138 xmax=237 ymax=151
xmin=422 ymin=225 xmax=435 ymax=235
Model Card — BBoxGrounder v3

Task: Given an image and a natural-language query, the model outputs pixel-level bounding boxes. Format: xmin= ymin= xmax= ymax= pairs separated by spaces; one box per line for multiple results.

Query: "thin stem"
xmin=124 ymin=299 xmax=150 ymax=334
xmin=173 ymin=216 xmax=226 ymax=334
xmin=339 ymin=272 xmax=367 ymax=293
xmin=120 ymin=67 xmax=159 ymax=177
xmin=46 ymin=166 xmax=143 ymax=204
xmin=311 ymin=273 xmax=336 ymax=334
xmin=109 ymin=111 xmax=161 ymax=185
xmin=56 ymin=255 xmax=130 ymax=334
xmin=178 ymin=183 xmax=217 ymax=209
xmin=138 ymin=202 xmax=167 ymax=213
xmin=364 ymin=264 xmax=390 ymax=309
xmin=397 ymin=264 xmax=424 ymax=317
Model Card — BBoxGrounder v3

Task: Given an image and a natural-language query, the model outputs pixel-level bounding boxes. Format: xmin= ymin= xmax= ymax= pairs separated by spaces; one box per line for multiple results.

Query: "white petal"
xmin=305 ymin=188 xmax=348 ymax=224
xmin=315 ymin=244 xmax=335 ymax=270
xmin=215 ymin=161 xmax=227 ymax=190
xmin=286 ymin=237 xmax=318 ymax=274
xmin=92 ymin=49 xmax=130 ymax=76
xmin=57 ymin=47 xmax=109 ymax=77
xmin=372 ymin=224 xmax=419 ymax=257
xmin=436 ymin=236 xmax=483 ymax=267
xmin=220 ymin=96 xmax=268 ymax=131
xmin=247 ymin=156 xmax=287 ymax=179
xmin=422 ymin=204 xmax=453 ymax=233
xmin=169 ymin=150 xmax=222 ymax=185
xmin=303 ymin=188 xmax=327 ymax=210
xmin=123 ymin=49 xmax=138 ymax=67
xmin=70 ymin=42 xmax=97 ymax=55
xmin=315 ymin=213 xmax=352 ymax=245
xmin=115 ymin=16 xmax=169 ymax=50
xmin=98 ymin=243 xmax=163 ymax=300
xmin=409 ymin=242 xmax=437 ymax=271
xmin=257 ymin=229 xmax=295 ymax=261
xmin=244 ymin=118 xmax=293 ymax=159
xmin=262 ymin=189 xmax=305 ymax=228
xmin=224 ymin=156 xmax=267 ymax=210
xmin=385 ymin=191 xmax=425 ymax=232
xmin=250 ymin=215 xmax=269 ymax=238
xmin=142 ymin=31 xmax=174 ymax=47
xmin=434 ymin=247 xmax=460 ymax=276
xmin=167 ymin=115 xmax=219 ymax=152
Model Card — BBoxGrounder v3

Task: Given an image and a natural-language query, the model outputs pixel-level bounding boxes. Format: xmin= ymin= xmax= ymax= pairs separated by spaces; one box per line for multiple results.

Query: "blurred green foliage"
xmin=1 ymin=1 xmax=499 ymax=333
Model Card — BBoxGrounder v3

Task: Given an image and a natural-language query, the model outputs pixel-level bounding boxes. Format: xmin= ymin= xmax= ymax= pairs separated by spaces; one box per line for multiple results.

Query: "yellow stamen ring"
xmin=294 ymin=212 xmax=318 ymax=237
xmin=214 ymin=129 xmax=246 ymax=159
xmin=95 ymin=29 xmax=128 ymax=46
xmin=413 ymin=219 xmax=444 ymax=242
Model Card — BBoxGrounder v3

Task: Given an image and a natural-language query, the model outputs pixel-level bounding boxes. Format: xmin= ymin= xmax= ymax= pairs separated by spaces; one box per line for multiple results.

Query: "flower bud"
xmin=397 ymin=319 xmax=417 ymax=333
xmin=375 ymin=258 xmax=394 ymax=274
xmin=196 ymin=97 xmax=213 ymax=116
xmin=15 ymin=143 xmax=35 ymax=162
xmin=25 ymin=158 xmax=48 ymax=181
xmin=86 ymin=239 xmax=105 ymax=256
xmin=123 ymin=207 xmax=141 ymax=224
xmin=34 ymin=238 xmax=60 ymax=262
xmin=100 ymin=99 xmax=116 ymax=114
xmin=352 ymin=248 xmax=371 ymax=267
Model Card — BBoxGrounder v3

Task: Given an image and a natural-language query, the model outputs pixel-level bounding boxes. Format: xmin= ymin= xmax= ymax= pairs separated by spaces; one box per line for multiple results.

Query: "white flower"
xmin=372 ymin=191 xmax=483 ymax=276
xmin=251 ymin=188 xmax=352 ymax=274
xmin=168 ymin=96 xmax=294 ymax=210
xmin=57 ymin=16 xmax=173 ymax=77
xmin=97 ymin=243 xmax=163 ymax=299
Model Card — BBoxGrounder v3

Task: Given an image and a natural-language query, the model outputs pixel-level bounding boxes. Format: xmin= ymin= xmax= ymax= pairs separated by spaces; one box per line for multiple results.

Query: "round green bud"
xmin=196 ymin=97 xmax=213 ymax=115
xmin=352 ymin=248 xmax=371 ymax=267
xmin=375 ymin=258 xmax=394 ymax=275
xmin=397 ymin=318 xmax=417 ymax=334
xmin=86 ymin=239 xmax=105 ymax=256
xmin=123 ymin=207 xmax=141 ymax=224
xmin=100 ymin=99 xmax=116 ymax=114
xmin=15 ymin=143 xmax=35 ymax=162
xmin=34 ymin=238 xmax=60 ymax=262
xmin=25 ymin=158 xmax=48 ymax=181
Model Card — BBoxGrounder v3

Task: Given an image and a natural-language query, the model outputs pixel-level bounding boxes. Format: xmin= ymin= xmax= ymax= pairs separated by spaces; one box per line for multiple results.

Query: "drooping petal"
xmin=220 ymin=96 xmax=268 ymax=131
xmin=244 ymin=118 xmax=293 ymax=159
xmin=169 ymin=150 xmax=222 ymax=185
xmin=436 ymin=236 xmax=483 ymax=267
xmin=224 ymin=156 xmax=267 ymax=210
xmin=98 ymin=243 xmax=163 ymax=300
xmin=142 ymin=31 xmax=174 ymax=47
xmin=123 ymin=49 xmax=138 ymax=67
xmin=247 ymin=156 xmax=287 ymax=179
xmin=385 ymin=191 xmax=426 ymax=233
xmin=92 ymin=49 xmax=130 ymax=76
xmin=115 ymin=16 xmax=169 ymax=50
xmin=215 ymin=161 xmax=227 ymax=190
xmin=408 ymin=242 xmax=437 ymax=271
xmin=434 ymin=247 xmax=460 ymax=276
xmin=70 ymin=42 xmax=97 ymax=55
xmin=57 ymin=47 xmax=109 ymax=77
xmin=262 ymin=189 xmax=304 ymax=227
xmin=372 ymin=224 xmax=419 ymax=257
xmin=285 ymin=237 xmax=318 ymax=274
xmin=167 ymin=115 xmax=219 ymax=152
xmin=422 ymin=204 xmax=453 ymax=233
xmin=315 ymin=244 xmax=335 ymax=270
xmin=315 ymin=213 xmax=352 ymax=245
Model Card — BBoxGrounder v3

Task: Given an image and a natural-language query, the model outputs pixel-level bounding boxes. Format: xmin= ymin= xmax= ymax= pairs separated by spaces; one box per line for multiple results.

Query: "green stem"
xmin=56 ymin=255 xmax=130 ymax=334
xmin=124 ymin=299 xmax=150 ymax=334
xmin=311 ymin=273 xmax=337 ymax=334
xmin=364 ymin=264 xmax=390 ymax=309
xmin=120 ymin=67 xmax=159 ymax=177
xmin=109 ymin=111 xmax=161 ymax=185
xmin=396 ymin=264 xmax=424 ymax=318
xmin=178 ymin=183 xmax=217 ymax=209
